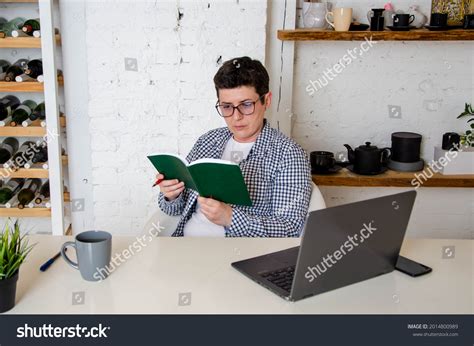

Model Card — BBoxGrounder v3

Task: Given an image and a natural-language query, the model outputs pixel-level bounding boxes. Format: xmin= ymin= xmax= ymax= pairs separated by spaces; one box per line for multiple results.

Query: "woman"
xmin=157 ymin=57 xmax=311 ymax=237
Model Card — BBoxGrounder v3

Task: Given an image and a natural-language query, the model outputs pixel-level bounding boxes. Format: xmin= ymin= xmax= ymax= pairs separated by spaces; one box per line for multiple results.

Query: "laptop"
xmin=231 ymin=190 xmax=417 ymax=302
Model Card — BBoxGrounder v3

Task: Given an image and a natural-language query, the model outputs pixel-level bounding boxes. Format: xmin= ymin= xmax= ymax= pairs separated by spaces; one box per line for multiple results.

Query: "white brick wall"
xmin=85 ymin=0 xmax=267 ymax=234
xmin=293 ymin=0 xmax=473 ymax=238
xmin=79 ymin=0 xmax=471 ymax=238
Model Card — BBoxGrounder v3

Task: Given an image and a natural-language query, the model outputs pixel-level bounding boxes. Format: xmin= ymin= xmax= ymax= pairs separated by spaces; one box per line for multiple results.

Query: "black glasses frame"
xmin=215 ymin=94 xmax=266 ymax=118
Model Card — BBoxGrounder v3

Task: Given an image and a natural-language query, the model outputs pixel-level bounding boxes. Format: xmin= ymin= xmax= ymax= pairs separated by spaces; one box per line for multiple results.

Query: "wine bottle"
xmin=5 ymin=194 xmax=18 ymax=208
xmin=35 ymin=180 xmax=49 ymax=204
xmin=24 ymin=59 xmax=42 ymax=79
xmin=21 ymin=18 xmax=40 ymax=36
xmin=15 ymin=73 xmax=35 ymax=82
xmin=32 ymin=27 xmax=59 ymax=38
xmin=17 ymin=178 xmax=41 ymax=209
xmin=0 ymin=60 xmax=10 ymax=81
xmin=24 ymin=142 xmax=48 ymax=169
xmin=37 ymin=69 xmax=63 ymax=83
xmin=0 ymin=117 xmax=12 ymax=127
xmin=38 ymin=147 xmax=65 ymax=170
xmin=0 ymin=95 xmax=20 ymax=121
xmin=0 ymin=137 xmax=19 ymax=164
xmin=0 ymin=59 xmax=10 ymax=73
xmin=21 ymin=119 xmax=34 ymax=127
xmin=0 ymin=178 xmax=24 ymax=204
xmin=29 ymin=102 xmax=45 ymax=121
xmin=11 ymin=29 xmax=28 ymax=38
xmin=6 ymin=141 xmax=36 ymax=169
xmin=4 ymin=59 xmax=28 ymax=82
xmin=10 ymin=100 xmax=37 ymax=126
xmin=0 ymin=17 xmax=25 ymax=37
xmin=31 ymin=145 xmax=48 ymax=163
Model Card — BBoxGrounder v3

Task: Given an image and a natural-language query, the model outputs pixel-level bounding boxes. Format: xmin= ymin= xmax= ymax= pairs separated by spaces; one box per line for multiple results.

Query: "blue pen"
xmin=40 ymin=248 xmax=66 ymax=272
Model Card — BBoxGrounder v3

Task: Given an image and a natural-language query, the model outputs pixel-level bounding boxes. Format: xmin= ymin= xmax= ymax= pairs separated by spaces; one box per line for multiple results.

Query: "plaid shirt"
xmin=158 ymin=119 xmax=312 ymax=237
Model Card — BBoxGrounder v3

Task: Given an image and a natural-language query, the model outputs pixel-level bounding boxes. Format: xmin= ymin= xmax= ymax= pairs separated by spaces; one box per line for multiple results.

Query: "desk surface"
xmin=7 ymin=236 xmax=473 ymax=314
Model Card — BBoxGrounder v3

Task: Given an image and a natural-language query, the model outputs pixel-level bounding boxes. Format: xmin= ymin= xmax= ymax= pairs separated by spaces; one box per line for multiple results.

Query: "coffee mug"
xmin=393 ymin=13 xmax=415 ymax=27
xmin=61 ymin=230 xmax=112 ymax=281
xmin=464 ymin=14 xmax=474 ymax=29
xmin=442 ymin=132 xmax=461 ymax=151
xmin=310 ymin=151 xmax=336 ymax=172
xmin=326 ymin=8 xmax=353 ymax=32
xmin=430 ymin=13 xmax=448 ymax=27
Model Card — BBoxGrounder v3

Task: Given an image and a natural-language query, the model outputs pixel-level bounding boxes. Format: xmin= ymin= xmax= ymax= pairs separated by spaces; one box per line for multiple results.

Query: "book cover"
xmin=147 ymin=153 xmax=252 ymax=206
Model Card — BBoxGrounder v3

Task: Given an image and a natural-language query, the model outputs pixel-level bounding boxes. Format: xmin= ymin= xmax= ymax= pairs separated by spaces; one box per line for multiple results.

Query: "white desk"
xmin=8 ymin=236 xmax=473 ymax=314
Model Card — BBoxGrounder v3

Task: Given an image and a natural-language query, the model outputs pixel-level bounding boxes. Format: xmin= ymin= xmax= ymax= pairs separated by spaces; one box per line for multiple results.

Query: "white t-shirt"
xmin=183 ymin=137 xmax=255 ymax=237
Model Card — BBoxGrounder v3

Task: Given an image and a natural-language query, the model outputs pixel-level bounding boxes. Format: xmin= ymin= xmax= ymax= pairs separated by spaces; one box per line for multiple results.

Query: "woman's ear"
xmin=265 ymin=91 xmax=272 ymax=110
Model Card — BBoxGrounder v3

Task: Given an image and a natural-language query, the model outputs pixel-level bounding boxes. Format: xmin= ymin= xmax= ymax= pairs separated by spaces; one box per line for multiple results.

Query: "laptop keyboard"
xmin=259 ymin=265 xmax=295 ymax=293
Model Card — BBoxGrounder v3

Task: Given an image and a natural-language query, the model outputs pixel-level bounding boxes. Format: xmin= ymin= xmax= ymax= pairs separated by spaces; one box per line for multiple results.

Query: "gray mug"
xmin=61 ymin=230 xmax=112 ymax=281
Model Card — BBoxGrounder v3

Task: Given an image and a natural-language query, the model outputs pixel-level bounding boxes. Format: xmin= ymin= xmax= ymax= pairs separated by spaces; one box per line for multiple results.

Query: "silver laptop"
xmin=231 ymin=191 xmax=417 ymax=301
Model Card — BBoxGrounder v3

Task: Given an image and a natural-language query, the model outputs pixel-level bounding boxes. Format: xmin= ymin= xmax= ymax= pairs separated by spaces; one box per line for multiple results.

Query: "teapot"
xmin=344 ymin=142 xmax=391 ymax=174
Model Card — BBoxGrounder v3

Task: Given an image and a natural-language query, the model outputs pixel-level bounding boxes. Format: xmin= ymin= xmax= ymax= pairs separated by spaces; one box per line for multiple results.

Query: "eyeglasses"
xmin=215 ymin=94 xmax=266 ymax=118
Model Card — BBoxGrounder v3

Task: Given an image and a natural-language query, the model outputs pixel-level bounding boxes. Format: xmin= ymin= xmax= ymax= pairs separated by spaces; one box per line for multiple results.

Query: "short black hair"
xmin=213 ymin=56 xmax=269 ymax=104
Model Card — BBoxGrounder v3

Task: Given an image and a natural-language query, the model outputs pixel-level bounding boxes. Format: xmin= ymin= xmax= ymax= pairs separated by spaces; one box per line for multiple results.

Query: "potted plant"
xmin=0 ymin=219 xmax=34 ymax=313
xmin=457 ymin=103 xmax=474 ymax=147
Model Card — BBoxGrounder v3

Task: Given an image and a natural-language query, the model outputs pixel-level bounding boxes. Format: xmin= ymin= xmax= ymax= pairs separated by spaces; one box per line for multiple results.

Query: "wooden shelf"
xmin=0 ymin=34 xmax=61 ymax=48
xmin=0 ymin=190 xmax=68 ymax=217
xmin=0 ymin=156 xmax=68 ymax=178
xmin=0 ymin=0 xmax=38 ymax=2
xmin=1 ymin=167 xmax=48 ymax=178
xmin=0 ymin=117 xmax=66 ymax=137
xmin=0 ymin=124 xmax=46 ymax=137
xmin=0 ymin=208 xmax=51 ymax=217
xmin=313 ymin=168 xmax=474 ymax=188
xmin=0 ymin=77 xmax=63 ymax=92
xmin=278 ymin=29 xmax=474 ymax=41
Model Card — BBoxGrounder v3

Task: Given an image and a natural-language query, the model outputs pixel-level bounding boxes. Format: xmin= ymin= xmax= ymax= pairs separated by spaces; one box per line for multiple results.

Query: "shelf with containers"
xmin=277 ymin=8 xmax=474 ymax=189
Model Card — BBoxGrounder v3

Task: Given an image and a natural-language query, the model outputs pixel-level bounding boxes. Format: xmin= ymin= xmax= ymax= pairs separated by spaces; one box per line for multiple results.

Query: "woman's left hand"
xmin=198 ymin=196 xmax=233 ymax=227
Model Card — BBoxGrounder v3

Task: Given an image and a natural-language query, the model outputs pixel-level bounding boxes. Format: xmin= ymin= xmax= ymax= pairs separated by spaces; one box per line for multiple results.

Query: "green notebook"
xmin=147 ymin=153 xmax=252 ymax=206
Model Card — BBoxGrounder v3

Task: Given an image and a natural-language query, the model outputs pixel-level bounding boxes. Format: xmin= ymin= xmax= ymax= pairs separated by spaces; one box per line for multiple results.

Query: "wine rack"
xmin=1 ymin=0 xmax=69 ymax=235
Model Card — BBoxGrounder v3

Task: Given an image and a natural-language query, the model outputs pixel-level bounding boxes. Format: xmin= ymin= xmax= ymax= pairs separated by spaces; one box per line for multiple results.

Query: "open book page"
xmin=189 ymin=158 xmax=237 ymax=166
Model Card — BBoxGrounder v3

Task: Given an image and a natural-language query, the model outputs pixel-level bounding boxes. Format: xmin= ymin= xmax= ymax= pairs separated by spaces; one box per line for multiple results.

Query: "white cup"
xmin=325 ymin=7 xmax=353 ymax=31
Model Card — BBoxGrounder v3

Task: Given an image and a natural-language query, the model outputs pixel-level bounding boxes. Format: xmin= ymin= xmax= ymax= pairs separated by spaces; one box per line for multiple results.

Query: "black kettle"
xmin=344 ymin=142 xmax=391 ymax=175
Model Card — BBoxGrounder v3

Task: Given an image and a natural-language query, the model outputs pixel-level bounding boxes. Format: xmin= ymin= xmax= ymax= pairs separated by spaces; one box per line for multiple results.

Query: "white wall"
xmin=2 ymin=0 xmax=472 ymax=238
xmin=82 ymin=0 xmax=267 ymax=235
xmin=293 ymin=0 xmax=473 ymax=238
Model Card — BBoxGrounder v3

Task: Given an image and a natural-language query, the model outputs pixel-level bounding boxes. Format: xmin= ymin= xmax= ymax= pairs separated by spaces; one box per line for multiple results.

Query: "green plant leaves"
xmin=458 ymin=103 xmax=474 ymax=147
xmin=458 ymin=102 xmax=474 ymax=119
xmin=0 ymin=219 xmax=35 ymax=280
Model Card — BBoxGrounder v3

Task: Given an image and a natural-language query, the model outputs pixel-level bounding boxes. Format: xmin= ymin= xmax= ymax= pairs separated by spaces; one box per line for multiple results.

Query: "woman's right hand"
xmin=156 ymin=173 xmax=185 ymax=201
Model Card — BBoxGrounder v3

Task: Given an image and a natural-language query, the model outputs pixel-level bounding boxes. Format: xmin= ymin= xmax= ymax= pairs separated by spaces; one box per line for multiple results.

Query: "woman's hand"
xmin=198 ymin=196 xmax=233 ymax=227
xmin=157 ymin=173 xmax=184 ymax=201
